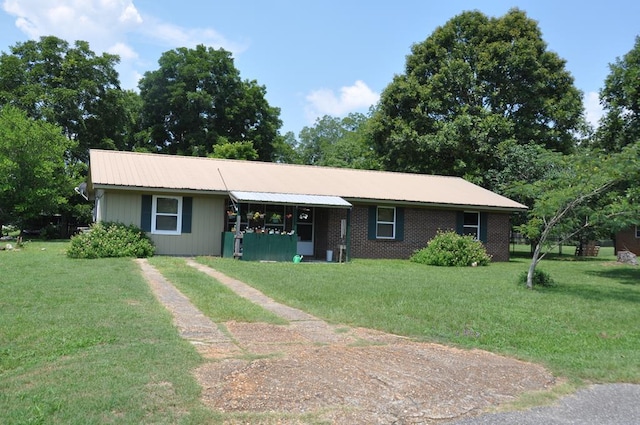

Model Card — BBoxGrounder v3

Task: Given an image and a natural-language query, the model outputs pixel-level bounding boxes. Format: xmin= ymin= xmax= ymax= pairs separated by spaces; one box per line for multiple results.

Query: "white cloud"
xmin=1 ymin=0 xmax=245 ymax=89
xmin=585 ymin=91 xmax=604 ymax=128
xmin=108 ymin=42 xmax=137 ymax=60
xmin=2 ymin=0 xmax=143 ymax=50
xmin=304 ymin=80 xmax=379 ymax=123
xmin=138 ymin=18 xmax=247 ymax=54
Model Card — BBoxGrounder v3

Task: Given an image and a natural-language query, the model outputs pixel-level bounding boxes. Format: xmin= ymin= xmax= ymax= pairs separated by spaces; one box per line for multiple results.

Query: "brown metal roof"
xmin=88 ymin=149 xmax=527 ymax=211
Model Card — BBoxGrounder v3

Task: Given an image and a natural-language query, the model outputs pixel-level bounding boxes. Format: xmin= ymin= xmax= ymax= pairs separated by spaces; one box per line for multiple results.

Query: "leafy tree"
xmin=0 ymin=106 xmax=75 ymax=231
xmin=369 ymin=9 xmax=585 ymax=188
xmin=138 ymin=45 xmax=282 ymax=160
xmin=209 ymin=141 xmax=259 ymax=160
xmin=297 ymin=113 xmax=380 ymax=169
xmin=592 ymin=36 xmax=640 ymax=152
xmin=514 ymin=144 xmax=640 ymax=288
xmin=271 ymin=131 xmax=301 ymax=163
xmin=0 ymin=36 xmax=126 ymax=162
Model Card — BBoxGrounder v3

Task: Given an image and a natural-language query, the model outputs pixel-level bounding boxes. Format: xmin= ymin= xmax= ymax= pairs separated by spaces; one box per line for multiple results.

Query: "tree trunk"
xmin=526 ymin=241 xmax=543 ymax=289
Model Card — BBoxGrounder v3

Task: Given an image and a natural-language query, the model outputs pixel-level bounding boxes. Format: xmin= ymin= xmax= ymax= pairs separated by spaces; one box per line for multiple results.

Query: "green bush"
xmin=518 ymin=268 xmax=556 ymax=287
xmin=67 ymin=222 xmax=155 ymax=259
xmin=410 ymin=230 xmax=491 ymax=266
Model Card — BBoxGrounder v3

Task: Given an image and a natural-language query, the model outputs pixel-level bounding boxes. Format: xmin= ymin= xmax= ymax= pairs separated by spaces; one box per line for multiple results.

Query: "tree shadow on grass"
xmin=586 ymin=266 xmax=640 ymax=286
xmin=546 ymin=266 xmax=640 ymax=304
xmin=510 ymin=251 xmax=609 ymax=263
xmin=551 ymin=280 xmax=640 ymax=304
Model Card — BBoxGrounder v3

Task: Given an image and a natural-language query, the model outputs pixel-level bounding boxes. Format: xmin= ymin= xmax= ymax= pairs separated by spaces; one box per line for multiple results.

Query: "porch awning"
xmin=229 ymin=191 xmax=352 ymax=208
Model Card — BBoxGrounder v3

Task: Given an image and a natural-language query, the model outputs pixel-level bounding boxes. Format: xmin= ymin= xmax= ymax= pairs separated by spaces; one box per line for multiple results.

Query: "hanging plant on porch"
xmin=270 ymin=213 xmax=282 ymax=223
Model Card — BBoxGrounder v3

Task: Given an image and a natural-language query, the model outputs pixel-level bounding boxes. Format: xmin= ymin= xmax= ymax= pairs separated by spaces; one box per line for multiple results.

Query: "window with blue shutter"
xmin=368 ymin=206 xmax=404 ymax=241
xmin=140 ymin=195 xmax=192 ymax=235
xmin=456 ymin=211 xmax=487 ymax=243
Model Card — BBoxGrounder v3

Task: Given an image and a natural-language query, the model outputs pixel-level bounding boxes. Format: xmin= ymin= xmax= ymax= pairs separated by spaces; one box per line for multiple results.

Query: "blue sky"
xmin=1 ymin=1 xmax=638 ymax=137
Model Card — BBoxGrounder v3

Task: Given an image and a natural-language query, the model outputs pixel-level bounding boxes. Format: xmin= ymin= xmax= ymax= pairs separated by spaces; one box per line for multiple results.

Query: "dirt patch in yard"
xmin=194 ymin=323 xmax=555 ymax=424
xmin=138 ymin=259 xmax=556 ymax=424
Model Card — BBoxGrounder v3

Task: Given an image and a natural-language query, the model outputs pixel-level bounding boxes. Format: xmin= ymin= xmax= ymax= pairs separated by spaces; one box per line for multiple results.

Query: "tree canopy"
xmin=138 ymin=45 xmax=282 ymax=160
xmin=592 ymin=36 xmax=640 ymax=152
xmin=0 ymin=106 xmax=75 ymax=230
xmin=369 ymin=9 xmax=585 ymax=188
xmin=296 ymin=113 xmax=380 ymax=169
xmin=513 ymin=143 xmax=640 ymax=288
xmin=0 ymin=36 xmax=127 ymax=162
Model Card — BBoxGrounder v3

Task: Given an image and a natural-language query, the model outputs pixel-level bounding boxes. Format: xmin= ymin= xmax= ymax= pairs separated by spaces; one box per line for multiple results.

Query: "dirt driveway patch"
xmin=138 ymin=259 xmax=556 ymax=424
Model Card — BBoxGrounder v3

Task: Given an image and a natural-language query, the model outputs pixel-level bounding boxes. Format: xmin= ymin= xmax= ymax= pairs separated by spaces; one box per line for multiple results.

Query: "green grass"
xmin=0 ymin=242 xmax=218 ymax=424
xmin=196 ymin=247 xmax=640 ymax=384
xmin=2 ymin=241 xmax=638 ymax=423
xmin=147 ymin=256 xmax=287 ymax=324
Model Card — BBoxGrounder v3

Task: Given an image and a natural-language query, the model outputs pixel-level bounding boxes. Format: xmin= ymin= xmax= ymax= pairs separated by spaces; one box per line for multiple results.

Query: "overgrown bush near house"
xmin=518 ymin=268 xmax=556 ymax=287
xmin=67 ymin=222 xmax=155 ymax=259
xmin=410 ymin=230 xmax=491 ymax=266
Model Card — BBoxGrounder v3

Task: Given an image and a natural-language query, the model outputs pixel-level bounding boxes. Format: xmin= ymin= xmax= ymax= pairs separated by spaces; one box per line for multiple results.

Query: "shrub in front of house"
xmin=410 ymin=230 xmax=491 ymax=266
xmin=67 ymin=222 xmax=155 ymax=259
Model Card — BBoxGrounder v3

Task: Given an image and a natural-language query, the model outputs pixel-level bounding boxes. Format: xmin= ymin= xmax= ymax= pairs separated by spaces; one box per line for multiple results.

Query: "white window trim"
xmin=376 ymin=206 xmax=396 ymax=239
xmin=151 ymin=195 xmax=183 ymax=235
xmin=463 ymin=211 xmax=480 ymax=239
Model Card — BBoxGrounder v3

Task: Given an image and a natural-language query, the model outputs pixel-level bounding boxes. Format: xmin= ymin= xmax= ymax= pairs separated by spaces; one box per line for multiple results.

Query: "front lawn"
xmin=0 ymin=242 xmax=215 ymax=424
xmin=1 ymin=241 xmax=637 ymax=424
xmin=197 ymin=248 xmax=640 ymax=384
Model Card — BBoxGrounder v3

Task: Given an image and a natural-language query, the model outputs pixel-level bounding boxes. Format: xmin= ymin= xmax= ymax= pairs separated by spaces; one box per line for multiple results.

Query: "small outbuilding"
xmin=615 ymin=226 xmax=640 ymax=257
xmin=86 ymin=149 xmax=527 ymax=261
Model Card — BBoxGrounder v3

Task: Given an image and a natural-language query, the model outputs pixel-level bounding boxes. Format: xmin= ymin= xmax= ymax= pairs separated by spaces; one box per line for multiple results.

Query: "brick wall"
xmin=615 ymin=227 xmax=640 ymax=255
xmin=347 ymin=205 xmax=513 ymax=262
xmin=324 ymin=208 xmax=348 ymax=260
xmin=485 ymin=213 xmax=511 ymax=262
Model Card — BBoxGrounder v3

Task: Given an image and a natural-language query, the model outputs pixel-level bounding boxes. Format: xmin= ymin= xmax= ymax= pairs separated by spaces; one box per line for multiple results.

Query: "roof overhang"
xmin=343 ymin=197 xmax=528 ymax=212
xmin=230 ymin=191 xmax=352 ymax=208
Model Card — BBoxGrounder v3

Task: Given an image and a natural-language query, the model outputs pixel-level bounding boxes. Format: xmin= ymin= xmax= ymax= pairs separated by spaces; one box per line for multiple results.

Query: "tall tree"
xmin=369 ymin=9 xmax=585 ymax=188
xmin=297 ymin=113 xmax=380 ymax=169
xmin=0 ymin=106 xmax=75 ymax=231
xmin=592 ymin=36 xmax=640 ymax=152
xmin=138 ymin=45 xmax=282 ymax=160
xmin=271 ymin=131 xmax=301 ymax=164
xmin=0 ymin=36 xmax=126 ymax=162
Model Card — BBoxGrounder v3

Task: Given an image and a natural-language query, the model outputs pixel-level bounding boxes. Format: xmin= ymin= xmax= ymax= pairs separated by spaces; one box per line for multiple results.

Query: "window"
xmin=463 ymin=211 xmax=480 ymax=239
xmin=636 ymin=226 xmax=640 ymax=238
xmin=376 ymin=206 xmax=396 ymax=239
xmin=151 ymin=195 xmax=182 ymax=235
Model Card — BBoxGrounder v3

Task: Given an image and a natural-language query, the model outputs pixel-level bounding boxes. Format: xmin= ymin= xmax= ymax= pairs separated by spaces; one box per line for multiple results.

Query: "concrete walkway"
xmin=137 ymin=258 xmax=348 ymax=352
xmin=136 ymin=258 xmax=242 ymax=357
xmin=184 ymin=259 xmax=317 ymax=322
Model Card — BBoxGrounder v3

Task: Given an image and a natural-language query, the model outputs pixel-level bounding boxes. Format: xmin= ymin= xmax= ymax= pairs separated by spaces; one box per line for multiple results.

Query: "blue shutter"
xmin=182 ymin=197 xmax=193 ymax=233
xmin=368 ymin=206 xmax=377 ymax=240
xmin=141 ymin=195 xmax=152 ymax=232
xmin=480 ymin=212 xmax=488 ymax=243
xmin=395 ymin=207 xmax=404 ymax=241
xmin=456 ymin=211 xmax=464 ymax=235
